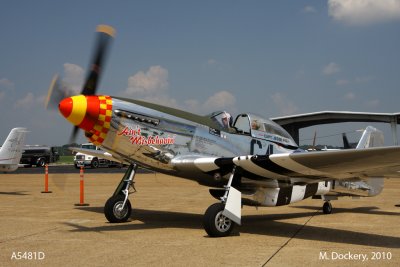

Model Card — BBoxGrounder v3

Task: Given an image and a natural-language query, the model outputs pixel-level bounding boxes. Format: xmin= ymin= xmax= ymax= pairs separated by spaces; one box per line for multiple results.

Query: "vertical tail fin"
xmin=0 ymin=128 xmax=28 ymax=165
xmin=354 ymin=126 xmax=385 ymax=197
xmin=342 ymin=133 xmax=352 ymax=149
xmin=356 ymin=126 xmax=384 ymax=149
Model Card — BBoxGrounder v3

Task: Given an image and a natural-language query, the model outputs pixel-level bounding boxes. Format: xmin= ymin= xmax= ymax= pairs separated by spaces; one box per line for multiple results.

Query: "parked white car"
xmin=74 ymin=143 xmax=121 ymax=168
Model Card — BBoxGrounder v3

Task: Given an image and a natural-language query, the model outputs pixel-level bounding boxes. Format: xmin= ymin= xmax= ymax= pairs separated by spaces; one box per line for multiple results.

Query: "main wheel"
xmin=104 ymin=195 xmax=132 ymax=223
xmin=203 ymin=203 xmax=234 ymax=237
xmin=322 ymin=201 xmax=332 ymax=214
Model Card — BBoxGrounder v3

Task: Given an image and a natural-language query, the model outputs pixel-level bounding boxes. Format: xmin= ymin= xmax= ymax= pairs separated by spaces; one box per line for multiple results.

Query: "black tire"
xmin=323 ymin=201 xmax=332 ymax=214
xmin=74 ymin=164 xmax=80 ymax=169
xmin=203 ymin=203 xmax=234 ymax=237
xmin=104 ymin=195 xmax=132 ymax=223
xmin=36 ymin=158 xmax=46 ymax=167
xmin=91 ymin=158 xmax=99 ymax=169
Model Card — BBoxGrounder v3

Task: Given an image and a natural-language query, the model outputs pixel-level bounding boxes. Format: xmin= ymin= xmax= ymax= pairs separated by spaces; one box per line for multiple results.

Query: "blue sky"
xmin=1 ymin=0 xmax=400 ymax=146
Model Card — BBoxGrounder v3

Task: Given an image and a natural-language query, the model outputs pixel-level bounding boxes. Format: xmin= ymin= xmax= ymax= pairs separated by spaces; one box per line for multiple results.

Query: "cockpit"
xmin=209 ymin=111 xmax=233 ymax=130
xmin=209 ymin=111 xmax=298 ymax=147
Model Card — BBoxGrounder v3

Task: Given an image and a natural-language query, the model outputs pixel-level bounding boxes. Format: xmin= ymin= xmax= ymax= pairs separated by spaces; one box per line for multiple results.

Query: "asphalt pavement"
xmin=0 ymin=172 xmax=399 ymax=266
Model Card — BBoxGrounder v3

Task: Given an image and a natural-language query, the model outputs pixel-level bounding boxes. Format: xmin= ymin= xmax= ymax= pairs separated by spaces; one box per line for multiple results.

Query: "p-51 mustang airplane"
xmin=0 ymin=128 xmax=27 ymax=172
xmin=47 ymin=25 xmax=400 ymax=237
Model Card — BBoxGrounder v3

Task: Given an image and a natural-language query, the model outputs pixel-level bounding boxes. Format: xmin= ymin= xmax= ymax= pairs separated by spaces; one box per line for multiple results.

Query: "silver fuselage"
xmin=92 ymin=97 xmax=381 ymax=206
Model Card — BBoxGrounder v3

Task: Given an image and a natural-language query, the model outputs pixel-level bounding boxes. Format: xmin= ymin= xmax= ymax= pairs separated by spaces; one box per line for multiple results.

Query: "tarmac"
xmin=0 ymin=171 xmax=399 ymax=267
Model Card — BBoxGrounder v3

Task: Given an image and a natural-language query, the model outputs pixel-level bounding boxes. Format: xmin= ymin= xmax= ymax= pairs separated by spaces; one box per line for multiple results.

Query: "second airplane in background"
xmin=0 ymin=128 xmax=28 ymax=172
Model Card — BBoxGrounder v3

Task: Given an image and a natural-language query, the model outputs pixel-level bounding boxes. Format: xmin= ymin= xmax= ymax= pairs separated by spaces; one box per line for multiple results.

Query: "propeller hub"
xmin=59 ymin=95 xmax=113 ymax=145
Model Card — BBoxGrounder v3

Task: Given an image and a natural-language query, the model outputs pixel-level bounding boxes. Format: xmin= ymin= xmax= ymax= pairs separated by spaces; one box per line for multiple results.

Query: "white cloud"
xmin=14 ymin=92 xmax=45 ymax=109
xmin=140 ymin=95 xmax=179 ymax=109
xmin=336 ymin=79 xmax=350 ymax=86
xmin=303 ymin=5 xmax=317 ymax=13
xmin=122 ymin=66 xmax=237 ymax=114
xmin=184 ymin=99 xmax=200 ymax=112
xmin=344 ymin=92 xmax=356 ymax=100
xmin=62 ymin=63 xmax=84 ymax=94
xmin=0 ymin=78 xmax=15 ymax=101
xmin=355 ymin=76 xmax=374 ymax=83
xmin=0 ymin=78 xmax=14 ymax=90
xmin=203 ymin=91 xmax=236 ymax=111
xmin=271 ymin=93 xmax=299 ymax=116
xmin=322 ymin=62 xmax=341 ymax=75
xmin=328 ymin=0 xmax=400 ymax=25
xmin=365 ymin=99 xmax=380 ymax=108
xmin=207 ymin=59 xmax=218 ymax=65
xmin=125 ymin=65 xmax=168 ymax=96
xmin=180 ymin=91 xmax=236 ymax=114
xmin=204 ymin=58 xmax=230 ymax=71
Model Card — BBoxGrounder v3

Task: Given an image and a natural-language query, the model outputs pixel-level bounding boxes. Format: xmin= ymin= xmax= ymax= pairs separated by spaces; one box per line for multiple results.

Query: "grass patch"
xmin=57 ymin=155 xmax=74 ymax=164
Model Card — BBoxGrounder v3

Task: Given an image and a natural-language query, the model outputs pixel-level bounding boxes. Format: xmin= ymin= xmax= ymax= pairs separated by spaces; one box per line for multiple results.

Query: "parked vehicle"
xmin=74 ymin=143 xmax=121 ymax=168
xmin=20 ymin=145 xmax=60 ymax=167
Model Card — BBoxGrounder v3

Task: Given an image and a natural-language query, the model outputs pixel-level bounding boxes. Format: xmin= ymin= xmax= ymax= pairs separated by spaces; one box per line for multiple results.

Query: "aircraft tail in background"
xmin=356 ymin=126 xmax=384 ymax=149
xmin=0 ymin=127 xmax=28 ymax=172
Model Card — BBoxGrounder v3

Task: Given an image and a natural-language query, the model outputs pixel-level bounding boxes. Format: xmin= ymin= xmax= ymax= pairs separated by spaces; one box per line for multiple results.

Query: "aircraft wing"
xmin=174 ymin=146 xmax=400 ymax=181
xmin=69 ymin=147 xmax=123 ymax=163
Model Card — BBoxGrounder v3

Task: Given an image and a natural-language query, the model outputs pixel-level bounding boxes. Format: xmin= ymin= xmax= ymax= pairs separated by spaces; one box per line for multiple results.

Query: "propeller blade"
xmin=45 ymin=74 xmax=79 ymax=110
xmin=69 ymin=126 xmax=80 ymax=144
xmin=81 ymin=25 xmax=115 ymax=96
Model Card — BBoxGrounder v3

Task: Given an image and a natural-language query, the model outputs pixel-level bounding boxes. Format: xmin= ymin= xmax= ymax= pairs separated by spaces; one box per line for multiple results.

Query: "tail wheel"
xmin=104 ymin=195 xmax=132 ymax=223
xmin=203 ymin=203 xmax=234 ymax=237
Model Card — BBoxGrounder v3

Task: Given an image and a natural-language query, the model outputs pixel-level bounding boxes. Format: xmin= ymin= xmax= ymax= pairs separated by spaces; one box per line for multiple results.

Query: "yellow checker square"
xmin=106 ymin=110 xmax=112 ymax=117
xmin=98 ymin=114 xmax=106 ymax=121
xmin=103 ymin=122 xmax=110 ymax=129
xmin=100 ymin=103 xmax=107 ymax=109
xmin=94 ymin=124 xmax=103 ymax=132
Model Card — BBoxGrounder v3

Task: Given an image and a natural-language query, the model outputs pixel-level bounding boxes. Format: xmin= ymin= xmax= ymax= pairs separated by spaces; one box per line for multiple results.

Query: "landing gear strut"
xmin=203 ymin=166 xmax=241 ymax=237
xmin=104 ymin=164 xmax=137 ymax=223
